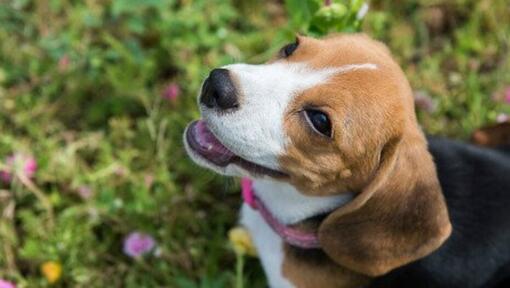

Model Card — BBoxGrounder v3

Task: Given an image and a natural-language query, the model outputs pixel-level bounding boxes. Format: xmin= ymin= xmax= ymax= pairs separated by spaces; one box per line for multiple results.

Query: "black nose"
xmin=200 ymin=69 xmax=239 ymax=110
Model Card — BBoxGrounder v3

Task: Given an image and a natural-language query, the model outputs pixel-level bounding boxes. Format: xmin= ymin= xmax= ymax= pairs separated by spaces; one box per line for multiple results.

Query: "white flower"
xmin=356 ymin=2 xmax=370 ymax=20
xmin=496 ymin=113 xmax=509 ymax=123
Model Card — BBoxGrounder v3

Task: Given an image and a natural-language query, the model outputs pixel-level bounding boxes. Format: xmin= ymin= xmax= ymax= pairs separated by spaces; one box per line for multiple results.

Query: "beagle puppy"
xmin=184 ymin=34 xmax=510 ymax=288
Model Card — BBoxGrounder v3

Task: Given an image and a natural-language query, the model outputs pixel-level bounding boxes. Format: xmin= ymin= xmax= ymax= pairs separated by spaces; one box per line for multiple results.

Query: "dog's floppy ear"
xmin=318 ymin=134 xmax=452 ymax=277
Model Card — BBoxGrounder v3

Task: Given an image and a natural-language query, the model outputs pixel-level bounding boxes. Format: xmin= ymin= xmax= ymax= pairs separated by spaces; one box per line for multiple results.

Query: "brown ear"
xmin=318 ymin=134 xmax=452 ymax=277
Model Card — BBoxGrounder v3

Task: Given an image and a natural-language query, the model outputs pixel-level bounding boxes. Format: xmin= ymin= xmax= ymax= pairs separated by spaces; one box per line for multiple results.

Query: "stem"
xmin=235 ymin=252 xmax=244 ymax=288
xmin=1 ymin=190 xmax=19 ymax=275
xmin=16 ymin=172 xmax=54 ymax=228
xmin=3 ymin=226 xmax=18 ymax=273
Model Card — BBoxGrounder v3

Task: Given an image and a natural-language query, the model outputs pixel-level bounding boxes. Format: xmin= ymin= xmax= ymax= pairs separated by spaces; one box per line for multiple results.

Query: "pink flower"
xmin=58 ymin=55 xmax=70 ymax=72
xmin=0 ymin=279 xmax=16 ymax=288
xmin=0 ymin=156 xmax=15 ymax=183
xmin=492 ymin=87 xmax=510 ymax=104
xmin=496 ymin=113 xmax=509 ymax=123
xmin=0 ymin=170 xmax=11 ymax=184
xmin=24 ymin=157 xmax=37 ymax=178
xmin=114 ymin=166 xmax=127 ymax=177
xmin=123 ymin=232 xmax=156 ymax=258
xmin=161 ymin=83 xmax=180 ymax=102
xmin=77 ymin=185 xmax=93 ymax=200
xmin=414 ymin=90 xmax=437 ymax=113
xmin=144 ymin=174 xmax=154 ymax=189
xmin=1 ymin=154 xmax=37 ymax=184
xmin=505 ymin=88 xmax=510 ymax=104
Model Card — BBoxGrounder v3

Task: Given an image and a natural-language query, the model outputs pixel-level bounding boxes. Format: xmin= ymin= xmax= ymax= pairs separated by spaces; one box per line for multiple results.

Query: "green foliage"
xmin=0 ymin=0 xmax=274 ymax=286
xmin=0 ymin=0 xmax=509 ymax=287
xmin=285 ymin=0 xmax=368 ymax=35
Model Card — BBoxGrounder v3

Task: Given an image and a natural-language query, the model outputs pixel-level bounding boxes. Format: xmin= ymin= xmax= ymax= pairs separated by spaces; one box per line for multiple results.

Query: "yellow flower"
xmin=228 ymin=226 xmax=257 ymax=257
xmin=41 ymin=261 xmax=62 ymax=284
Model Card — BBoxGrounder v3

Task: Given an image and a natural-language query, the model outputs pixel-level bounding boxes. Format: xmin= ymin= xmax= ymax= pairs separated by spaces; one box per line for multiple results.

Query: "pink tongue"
xmin=195 ymin=120 xmax=235 ymax=161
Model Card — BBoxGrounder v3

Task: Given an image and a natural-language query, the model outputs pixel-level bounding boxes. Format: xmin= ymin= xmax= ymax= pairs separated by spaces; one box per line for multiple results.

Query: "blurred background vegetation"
xmin=0 ymin=0 xmax=509 ymax=287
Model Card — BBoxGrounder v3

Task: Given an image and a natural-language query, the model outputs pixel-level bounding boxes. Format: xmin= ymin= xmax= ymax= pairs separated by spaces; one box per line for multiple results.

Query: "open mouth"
xmin=186 ymin=120 xmax=287 ymax=178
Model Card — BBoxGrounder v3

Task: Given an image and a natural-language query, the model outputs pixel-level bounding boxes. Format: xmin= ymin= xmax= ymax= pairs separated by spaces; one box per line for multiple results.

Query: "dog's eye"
xmin=280 ymin=42 xmax=298 ymax=58
xmin=305 ymin=109 xmax=332 ymax=137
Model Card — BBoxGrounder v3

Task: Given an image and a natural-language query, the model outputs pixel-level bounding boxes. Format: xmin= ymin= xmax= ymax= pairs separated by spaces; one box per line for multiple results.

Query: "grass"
xmin=0 ymin=0 xmax=509 ymax=287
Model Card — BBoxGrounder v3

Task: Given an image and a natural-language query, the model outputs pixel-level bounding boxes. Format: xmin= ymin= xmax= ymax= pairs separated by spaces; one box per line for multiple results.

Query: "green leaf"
xmin=111 ymin=0 xmax=170 ymax=17
xmin=285 ymin=0 xmax=368 ymax=36
xmin=311 ymin=3 xmax=348 ymax=34
xmin=284 ymin=0 xmax=321 ymax=32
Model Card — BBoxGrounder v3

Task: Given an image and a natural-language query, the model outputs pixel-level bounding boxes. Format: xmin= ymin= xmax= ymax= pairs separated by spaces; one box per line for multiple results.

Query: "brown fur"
xmin=276 ymin=34 xmax=452 ymax=284
xmin=282 ymin=245 xmax=370 ymax=288
xmin=280 ymin=34 xmax=413 ymax=195
xmin=471 ymin=121 xmax=510 ymax=147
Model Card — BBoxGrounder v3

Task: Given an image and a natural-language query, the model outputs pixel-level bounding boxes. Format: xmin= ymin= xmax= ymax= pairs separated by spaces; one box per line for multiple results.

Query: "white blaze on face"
xmin=201 ymin=61 xmax=377 ymax=171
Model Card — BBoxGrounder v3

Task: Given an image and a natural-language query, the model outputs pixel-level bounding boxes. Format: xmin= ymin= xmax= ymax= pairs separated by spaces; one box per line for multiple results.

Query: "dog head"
xmin=184 ymin=34 xmax=451 ymax=276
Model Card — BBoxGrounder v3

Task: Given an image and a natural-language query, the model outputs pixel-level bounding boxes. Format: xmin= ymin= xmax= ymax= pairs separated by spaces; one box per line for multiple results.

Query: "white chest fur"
xmin=252 ymin=179 xmax=353 ymax=225
xmin=240 ymin=204 xmax=294 ymax=288
xmin=240 ymin=180 xmax=353 ymax=287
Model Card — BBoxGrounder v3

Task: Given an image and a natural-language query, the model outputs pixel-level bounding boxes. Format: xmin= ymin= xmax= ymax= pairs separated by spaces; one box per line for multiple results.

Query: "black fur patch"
xmin=370 ymin=137 xmax=510 ymax=288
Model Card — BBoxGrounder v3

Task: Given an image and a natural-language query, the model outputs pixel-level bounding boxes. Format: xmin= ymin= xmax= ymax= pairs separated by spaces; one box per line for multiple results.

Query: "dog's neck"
xmin=251 ymin=178 xmax=354 ymax=225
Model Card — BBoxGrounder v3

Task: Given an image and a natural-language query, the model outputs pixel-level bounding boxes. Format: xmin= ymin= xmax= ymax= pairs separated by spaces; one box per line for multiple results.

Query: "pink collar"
xmin=241 ymin=178 xmax=320 ymax=249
